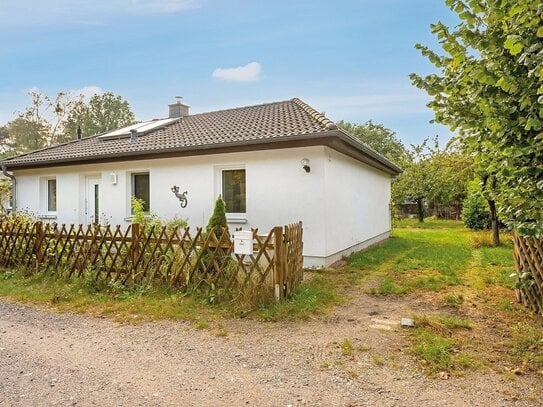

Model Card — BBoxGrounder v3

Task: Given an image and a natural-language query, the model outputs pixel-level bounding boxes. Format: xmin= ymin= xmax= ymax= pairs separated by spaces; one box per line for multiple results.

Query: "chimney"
xmin=130 ymin=129 xmax=138 ymax=142
xmin=77 ymin=125 xmax=82 ymax=140
xmin=168 ymin=97 xmax=190 ymax=118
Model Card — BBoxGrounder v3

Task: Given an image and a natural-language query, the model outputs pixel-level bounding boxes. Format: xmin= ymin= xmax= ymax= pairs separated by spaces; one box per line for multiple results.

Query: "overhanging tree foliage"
xmin=64 ymin=92 xmax=135 ymax=138
xmin=337 ymin=120 xmax=409 ymax=165
xmin=411 ymin=0 xmax=543 ymax=235
xmin=1 ymin=90 xmax=136 ymax=157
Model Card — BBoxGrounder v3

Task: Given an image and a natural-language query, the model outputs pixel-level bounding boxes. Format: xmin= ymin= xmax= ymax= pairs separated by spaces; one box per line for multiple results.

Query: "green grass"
xmin=359 ymin=219 xmax=543 ymax=376
xmin=510 ymin=323 xmax=543 ymax=368
xmin=351 ymin=223 xmax=471 ymax=295
xmin=444 ymin=294 xmax=464 ymax=307
xmin=257 ymin=274 xmax=343 ymax=321
xmin=410 ymin=315 xmax=480 ymax=374
xmin=0 ymin=268 xmax=227 ymax=324
xmin=0 ymin=266 xmax=343 ymax=324
xmin=341 ymin=338 xmax=355 ymax=357
xmin=374 ymin=277 xmax=408 ymax=295
xmin=412 ymin=330 xmax=454 ymax=371
xmin=477 ymin=243 xmax=517 ymax=289
xmin=435 ymin=315 xmax=472 ymax=330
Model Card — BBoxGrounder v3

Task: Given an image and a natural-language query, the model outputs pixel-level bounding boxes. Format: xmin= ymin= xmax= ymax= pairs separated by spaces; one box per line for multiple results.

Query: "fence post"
xmin=34 ymin=221 xmax=45 ymax=264
xmin=273 ymin=226 xmax=284 ymax=302
xmin=131 ymin=223 xmax=140 ymax=272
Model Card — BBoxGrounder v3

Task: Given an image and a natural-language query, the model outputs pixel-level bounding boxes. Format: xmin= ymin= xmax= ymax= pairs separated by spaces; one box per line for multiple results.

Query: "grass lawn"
xmin=348 ymin=218 xmax=542 ymax=376
xmin=0 ymin=217 xmax=541 ymax=376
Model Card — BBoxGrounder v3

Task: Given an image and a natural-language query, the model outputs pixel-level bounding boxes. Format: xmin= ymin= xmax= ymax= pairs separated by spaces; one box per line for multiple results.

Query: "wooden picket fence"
xmin=512 ymin=231 xmax=543 ymax=316
xmin=0 ymin=220 xmax=304 ymax=302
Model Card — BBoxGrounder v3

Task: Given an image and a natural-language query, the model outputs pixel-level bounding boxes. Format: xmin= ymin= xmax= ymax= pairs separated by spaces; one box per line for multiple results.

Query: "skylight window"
xmin=98 ymin=117 xmax=179 ymax=140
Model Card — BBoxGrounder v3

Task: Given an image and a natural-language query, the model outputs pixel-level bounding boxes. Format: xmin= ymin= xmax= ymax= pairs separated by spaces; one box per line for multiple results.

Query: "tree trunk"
xmin=417 ymin=198 xmax=424 ymax=223
xmin=488 ymin=199 xmax=500 ymax=246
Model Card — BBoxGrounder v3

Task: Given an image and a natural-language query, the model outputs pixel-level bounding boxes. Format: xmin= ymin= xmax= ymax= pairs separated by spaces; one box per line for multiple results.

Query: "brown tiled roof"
xmin=0 ymin=98 xmax=401 ymax=174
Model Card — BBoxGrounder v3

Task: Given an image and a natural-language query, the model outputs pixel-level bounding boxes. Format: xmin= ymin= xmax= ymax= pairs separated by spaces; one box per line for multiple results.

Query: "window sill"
xmin=125 ymin=214 xmax=155 ymax=223
xmin=39 ymin=214 xmax=57 ymax=220
xmin=227 ymin=215 xmax=247 ymax=224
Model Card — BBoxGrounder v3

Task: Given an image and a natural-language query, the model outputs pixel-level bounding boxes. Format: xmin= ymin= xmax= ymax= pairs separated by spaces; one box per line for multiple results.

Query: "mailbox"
xmin=234 ymin=230 xmax=253 ymax=255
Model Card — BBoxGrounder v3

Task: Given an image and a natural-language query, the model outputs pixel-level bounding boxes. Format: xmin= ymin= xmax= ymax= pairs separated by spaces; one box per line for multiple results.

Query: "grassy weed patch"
xmin=410 ymin=314 xmax=480 ymax=375
xmin=257 ymin=274 xmax=343 ymax=321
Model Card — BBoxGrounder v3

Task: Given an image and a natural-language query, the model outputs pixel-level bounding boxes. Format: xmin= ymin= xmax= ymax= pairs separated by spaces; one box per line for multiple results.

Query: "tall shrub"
xmin=462 ymin=192 xmax=490 ymax=230
xmin=207 ymin=195 xmax=227 ymax=233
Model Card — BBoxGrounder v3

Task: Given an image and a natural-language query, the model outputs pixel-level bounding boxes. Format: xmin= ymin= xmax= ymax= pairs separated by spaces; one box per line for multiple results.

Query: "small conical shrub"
xmin=202 ymin=195 xmax=230 ymax=279
xmin=207 ymin=195 xmax=227 ymax=233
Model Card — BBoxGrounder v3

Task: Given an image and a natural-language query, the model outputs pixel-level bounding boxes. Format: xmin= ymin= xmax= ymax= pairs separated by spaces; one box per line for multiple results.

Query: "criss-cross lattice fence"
xmin=0 ymin=220 xmax=303 ymax=302
xmin=512 ymin=231 xmax=543 ymax=316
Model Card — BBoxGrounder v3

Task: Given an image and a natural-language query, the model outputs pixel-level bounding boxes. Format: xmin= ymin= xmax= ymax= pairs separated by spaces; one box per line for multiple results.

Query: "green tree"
xmin=18 ymin=89 xmax=83 ymax=146
xmin=411 ymin=0 xmax=543 ymax=235
xmin=6 ymin=117 xmax=48 ymax=154
xmin=392 ymin=140 xmax=433 ymax=222
xmin=49 ymin=92 xmax=85 ymax=144
xmin=65 ymin=92 xmax=135 ymax=138
xmin=426 ymin=141 xmax=474 ymax=218
xmin=337 ymin=120 xmax=408 ymax=165
xmin=392 ymin=137 xmax=473 ymax=222
xmin=479 ymin=173 xmax=500 ymax=245
xmin=0 ymin=126 xmax=15 ymax=158
xmin=1 ymin=90 xmax=136 ymax=154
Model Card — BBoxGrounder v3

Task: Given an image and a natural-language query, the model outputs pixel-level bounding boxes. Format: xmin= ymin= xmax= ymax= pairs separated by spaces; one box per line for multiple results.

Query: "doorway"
xmin=85 ymin=176 xmax=101 ymax=224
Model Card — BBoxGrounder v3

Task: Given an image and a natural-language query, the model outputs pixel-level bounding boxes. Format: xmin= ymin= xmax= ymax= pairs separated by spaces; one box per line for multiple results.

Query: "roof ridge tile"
xmin=291 ymin=98 xmax=337 ymax=130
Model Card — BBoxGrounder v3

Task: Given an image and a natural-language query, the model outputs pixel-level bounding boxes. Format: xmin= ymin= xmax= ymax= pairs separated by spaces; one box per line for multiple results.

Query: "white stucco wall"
xmin=14 ymin=147 xmax=327 ymax=265
xmin=13 ymin=146 xmax=392 ymax=268
xmin=323 ymin=147 xmax=392 ymax=266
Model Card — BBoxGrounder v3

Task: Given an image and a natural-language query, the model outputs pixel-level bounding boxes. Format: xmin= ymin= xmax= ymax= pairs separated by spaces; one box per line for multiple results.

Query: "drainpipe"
xmin=1 ymin=165 xmax=16 ymax=212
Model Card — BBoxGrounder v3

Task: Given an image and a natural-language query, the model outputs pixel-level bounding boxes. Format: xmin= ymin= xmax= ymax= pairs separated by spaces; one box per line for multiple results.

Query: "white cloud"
xmin=212 ymin=62 xmax=262 ymax=82
xmin=0 ymin=0 xmax=201 ymax=26
xmin=71 ymin=86 xmax=103 ymax=100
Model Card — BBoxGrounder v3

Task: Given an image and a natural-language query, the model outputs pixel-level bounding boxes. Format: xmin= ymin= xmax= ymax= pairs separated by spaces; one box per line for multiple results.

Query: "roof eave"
xmin=334 ymin=129 xmax=402 ymax=174
xmin=2 ymin=130 xmax=402 ymax=175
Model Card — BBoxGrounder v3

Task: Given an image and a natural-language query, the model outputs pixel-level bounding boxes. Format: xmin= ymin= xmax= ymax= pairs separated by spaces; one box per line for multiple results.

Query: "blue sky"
xmin=0 ymin=0 xmax=458 ymax=146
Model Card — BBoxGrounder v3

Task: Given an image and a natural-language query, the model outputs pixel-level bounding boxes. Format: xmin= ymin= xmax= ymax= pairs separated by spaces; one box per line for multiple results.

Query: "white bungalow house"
xmin=0 ymin=98 xmax=401 ymax=268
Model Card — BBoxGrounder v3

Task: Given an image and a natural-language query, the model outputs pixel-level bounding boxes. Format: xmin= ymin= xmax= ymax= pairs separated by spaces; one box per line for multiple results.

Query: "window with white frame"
xmin=221 ymin=168 xmax=246 ymax=214
xmin=131 ymin=172 xmax=150 ymax=213
xmin=46 ymin=178 xmax=57 ymax=212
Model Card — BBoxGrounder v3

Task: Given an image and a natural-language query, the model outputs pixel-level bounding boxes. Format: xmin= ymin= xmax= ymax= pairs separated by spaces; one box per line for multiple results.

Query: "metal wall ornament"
xmin=171 ymin=185 xmax=188 ymax=208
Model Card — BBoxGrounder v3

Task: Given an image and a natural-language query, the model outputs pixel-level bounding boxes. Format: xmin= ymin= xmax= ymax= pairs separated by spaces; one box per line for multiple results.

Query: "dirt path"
xmin=0 ymin=296 xmax=540 ymax=407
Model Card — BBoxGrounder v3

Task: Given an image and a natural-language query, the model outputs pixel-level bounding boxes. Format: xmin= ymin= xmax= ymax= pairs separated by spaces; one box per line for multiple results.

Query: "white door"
xmin=85 ymin=176 xmax=101 ymax=224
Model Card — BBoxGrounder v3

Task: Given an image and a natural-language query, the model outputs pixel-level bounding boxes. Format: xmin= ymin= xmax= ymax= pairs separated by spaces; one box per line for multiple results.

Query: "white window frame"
xmin=129 ymin=171 xmax=151 ymax=215
xmin=39 ymin=176 xmax=57 ymax=219
xmin=217 ymin=165 xmax=247 ymax=223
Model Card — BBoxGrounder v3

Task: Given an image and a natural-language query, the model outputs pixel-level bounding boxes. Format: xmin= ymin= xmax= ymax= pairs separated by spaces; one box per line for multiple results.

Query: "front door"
xmin=85 ymin=176 xmax=101 ymax=224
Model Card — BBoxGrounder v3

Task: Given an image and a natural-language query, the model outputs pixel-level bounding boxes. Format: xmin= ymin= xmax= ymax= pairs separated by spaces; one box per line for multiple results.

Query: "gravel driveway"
xmin=1 ymin=298 xmax=541 ymax=406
